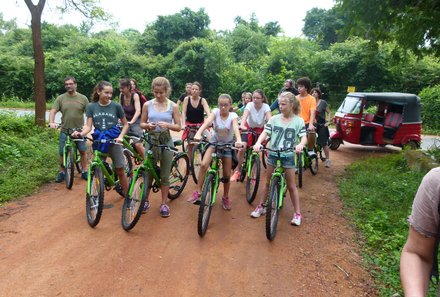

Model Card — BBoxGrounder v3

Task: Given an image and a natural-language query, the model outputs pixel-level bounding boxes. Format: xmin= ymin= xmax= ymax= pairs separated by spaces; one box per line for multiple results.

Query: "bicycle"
xmin=295 ymin=145 xmax=318 ymax=189
xmin=121 ymin=134 xmax=189 ymax=231
xmin=237 ymin=129 xmax=261 ymax=204
xmin=197 ymin=141 xmax=238 ymax=237
xmin=85 ymin=138 xmax=129 ymax=228
xmin=52 ymin=124 xmax=86 ymax=189
xmin=263 ymin=146 xmax=294 ymax=241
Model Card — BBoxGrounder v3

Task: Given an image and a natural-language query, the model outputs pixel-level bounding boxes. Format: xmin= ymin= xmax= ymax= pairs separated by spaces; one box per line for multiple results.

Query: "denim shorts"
xmin=267 ymin=153 xmax=296 ymax=169
xmin=59 ymin=132 xmax=88 ymax=156
xmin=206 ymin=143 xmax=232 ymax=158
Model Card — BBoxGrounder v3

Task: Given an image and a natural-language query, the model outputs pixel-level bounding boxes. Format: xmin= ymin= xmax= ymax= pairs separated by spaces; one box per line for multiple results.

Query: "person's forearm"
xmin=400 ymin=251 xmax=432 ymax=297
xmin=49 ymin=110 xmax=56 ymax=124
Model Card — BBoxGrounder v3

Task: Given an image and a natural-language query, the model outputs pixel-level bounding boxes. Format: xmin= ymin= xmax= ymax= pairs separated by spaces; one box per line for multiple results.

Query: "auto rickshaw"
xmin=330 ymin=92 xmax=422 ymax=150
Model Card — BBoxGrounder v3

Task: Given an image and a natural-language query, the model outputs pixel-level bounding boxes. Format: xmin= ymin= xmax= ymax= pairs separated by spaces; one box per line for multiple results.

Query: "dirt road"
xmin=0 ymin=143 xmax=394 ymax=296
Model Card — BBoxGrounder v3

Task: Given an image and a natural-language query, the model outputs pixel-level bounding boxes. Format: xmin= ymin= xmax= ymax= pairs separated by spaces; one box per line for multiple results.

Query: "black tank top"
xmin=186 ymin=97 xmax=204 ymax=123
xmin=121 ymin=93 xmax=135 ymax=121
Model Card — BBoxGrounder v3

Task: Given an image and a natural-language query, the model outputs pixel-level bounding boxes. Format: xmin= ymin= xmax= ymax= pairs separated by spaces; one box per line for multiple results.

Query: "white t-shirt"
xmin=212 ymin=108 xmax=238 ymax=143
xmin=245 ymin=102 xmax=271 ymax=128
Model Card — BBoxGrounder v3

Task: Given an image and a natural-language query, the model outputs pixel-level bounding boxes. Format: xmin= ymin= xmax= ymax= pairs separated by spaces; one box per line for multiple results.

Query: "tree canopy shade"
xmin=337 ymin=0 xmax=440 ymax=56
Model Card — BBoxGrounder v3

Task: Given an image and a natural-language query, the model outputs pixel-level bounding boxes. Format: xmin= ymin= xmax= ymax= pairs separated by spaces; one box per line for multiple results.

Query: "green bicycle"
xmin=121 ymin=135 xmax=189 ymax=231
xmin=85 ymin=138 xmax=130 ymax=228
xmin=237 ymin=129 xmax=261 ymax=204
xmin=197 ymin=141 xmax=236 ymax=237
xmin=53 ymin=125 xmax=86 ymax=189
xmin=263 ymin=146 xmax=293 ymax=241
xmin=295 ymin=146 xmax=318 ymax=189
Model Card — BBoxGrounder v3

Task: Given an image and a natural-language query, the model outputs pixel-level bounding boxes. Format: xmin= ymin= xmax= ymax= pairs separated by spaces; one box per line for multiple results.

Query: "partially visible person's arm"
xmin=401 ymin=226 xmax=436 ymax=297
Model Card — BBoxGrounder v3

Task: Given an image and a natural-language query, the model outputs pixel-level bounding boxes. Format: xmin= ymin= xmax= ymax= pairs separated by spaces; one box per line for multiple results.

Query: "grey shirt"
xmin=86 ymin=101 xmax=125 ymax=131
xmin=408 ymin=167 xmax=440 ymax=237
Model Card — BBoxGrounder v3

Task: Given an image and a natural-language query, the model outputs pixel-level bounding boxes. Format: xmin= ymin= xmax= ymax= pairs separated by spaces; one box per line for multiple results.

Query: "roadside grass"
xmin=338 ymin=153 xmax=438 ymax=296
xmin=0 ymin=112 xmax=58 ymax=203
xmin=0 ymin=96 xmax=55 ymax=110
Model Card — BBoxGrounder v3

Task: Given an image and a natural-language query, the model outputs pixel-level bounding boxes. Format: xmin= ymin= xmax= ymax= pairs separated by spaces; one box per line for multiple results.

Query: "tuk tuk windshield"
xmin=337 ymin=96 xmax=362 ymax=114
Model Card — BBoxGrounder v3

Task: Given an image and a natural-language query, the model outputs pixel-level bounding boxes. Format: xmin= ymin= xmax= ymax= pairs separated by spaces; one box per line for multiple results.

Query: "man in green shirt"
xmin=49 ymin=76 xmax=89 ymax=182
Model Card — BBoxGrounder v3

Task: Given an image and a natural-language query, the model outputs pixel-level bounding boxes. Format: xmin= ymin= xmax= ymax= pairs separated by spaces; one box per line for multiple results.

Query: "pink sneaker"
xmin=291 ymin=213 xmax=302 ymax=226
xmin=221 ymin=196 xmax=232 ymax=210
xmin=187 ymin=191 xmax=201 ymax=204
xmin=230 ymin=170 xmax=241 ymax=182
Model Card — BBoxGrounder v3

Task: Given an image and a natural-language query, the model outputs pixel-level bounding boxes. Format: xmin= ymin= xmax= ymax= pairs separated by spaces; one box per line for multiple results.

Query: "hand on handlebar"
xmin=49 ymin=123 xmax=58 ymax=129
xmin=295 ymin=143 xmax=304 ymax=153
xmin=71 ymin=131 xmax=82 ymax=138
xmin=253 ymin=143 xmax=262 ymax=152
xmin=307 ymin=124 xmax=315 ymax=132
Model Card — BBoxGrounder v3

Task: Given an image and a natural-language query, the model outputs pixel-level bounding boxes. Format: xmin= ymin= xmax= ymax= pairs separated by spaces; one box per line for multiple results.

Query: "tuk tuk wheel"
xmin=403 ymin=140 xmax=419 ymax=150
xmin=329 ymin=138 xmax=341 ymax=150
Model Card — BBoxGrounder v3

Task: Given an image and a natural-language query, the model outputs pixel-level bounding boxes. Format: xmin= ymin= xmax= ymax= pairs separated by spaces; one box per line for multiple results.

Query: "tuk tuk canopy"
xmin=347 ymin=92 xmax=422 ymax=123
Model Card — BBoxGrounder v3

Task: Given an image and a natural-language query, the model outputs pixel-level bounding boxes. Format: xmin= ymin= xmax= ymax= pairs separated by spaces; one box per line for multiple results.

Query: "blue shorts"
xmin=206 ymin=143 xmax=232 ymax=158
xmin=59 ymin=132 xmax=88 ymax=156
xmin=267 ymin=153 xmax=296 ymax=169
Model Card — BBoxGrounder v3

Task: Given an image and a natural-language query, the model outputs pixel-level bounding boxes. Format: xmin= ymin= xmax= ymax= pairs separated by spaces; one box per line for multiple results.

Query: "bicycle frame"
xmin=122 ymin=135 xmax=143 ymax=164
xmin=127 ymin=148 xmax=161 ymax=196
xmin=270 ymin=158 xmax=287 ymax=208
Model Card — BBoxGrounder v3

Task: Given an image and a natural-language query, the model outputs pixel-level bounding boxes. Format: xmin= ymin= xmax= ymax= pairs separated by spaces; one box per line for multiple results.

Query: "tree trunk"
xmin=24 ymin=0 xmax=46 ymax=127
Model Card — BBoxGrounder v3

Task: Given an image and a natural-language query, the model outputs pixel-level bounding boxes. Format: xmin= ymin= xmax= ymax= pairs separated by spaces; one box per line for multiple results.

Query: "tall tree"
xmin=337 ymin=0 xmax=440 ymax=56
xmin=23 ymin=0 xmax=107 ymax=126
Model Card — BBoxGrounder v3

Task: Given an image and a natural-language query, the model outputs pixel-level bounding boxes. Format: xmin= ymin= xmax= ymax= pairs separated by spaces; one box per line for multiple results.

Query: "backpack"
xmin=136 ymin=91 xmax=147 ymax=107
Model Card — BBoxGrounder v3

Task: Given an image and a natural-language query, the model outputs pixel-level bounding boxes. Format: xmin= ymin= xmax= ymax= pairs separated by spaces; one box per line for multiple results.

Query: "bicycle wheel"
xmin=123 ymin=149 xmax=133 ymax=180
xmin=65 ymin=147 xmax=75 ymax=189
xmin=266 ymin=176 xmax=280 ymax=241
xmin=309 ymin=154 xmax=319 ymax=175
xmin=121 ymin=170 xmax=149 ymax=231
xmin=191 ymin=143 xmax=203 ymax=184
xmin=261 ymin=150 xmax=268 ymax=169
xmin=168 ymin=153 xmax=189 ymax=199
xmin=246 ymin=154 xmax=260 ymax=204
xmin=296 ymin=153 xmax=303 ymax=188
xmin=198 ymin=173 xmax=215 ymax=237
xmin=75 ymin=147 xmax=83 ymax=173
xmin=239 ymin=150 xmax=247 ymax=182
xmin=86 ymin=166 xmax=104 ymax=228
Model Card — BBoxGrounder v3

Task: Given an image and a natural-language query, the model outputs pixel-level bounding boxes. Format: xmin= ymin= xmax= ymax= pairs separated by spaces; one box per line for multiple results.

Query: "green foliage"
xmin=0 ymin=112 xmax=58 ymax=203
xmin=338 ymin=153 xmax=430 ymax=296
xmin=303 ymin=7 xmax=347 ymax=48
xmin=419 ymin=85 xmax=440 ymax=131
xmin=337 ymin=0 xmax=440 ymax=56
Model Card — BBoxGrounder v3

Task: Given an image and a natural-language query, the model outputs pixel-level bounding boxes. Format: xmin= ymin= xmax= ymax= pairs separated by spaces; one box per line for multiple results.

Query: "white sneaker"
xmin=291 ymin=213 xmax=302 ymax=226
xmin=250 ymin=204 xmax=266 ymax=218
xmin=325 ymin=159 xmax=331 ymax=168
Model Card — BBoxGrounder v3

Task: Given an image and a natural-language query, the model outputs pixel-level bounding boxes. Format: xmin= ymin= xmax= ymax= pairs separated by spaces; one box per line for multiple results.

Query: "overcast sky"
xmin=1 ymin=0 xmax=335 ymax=37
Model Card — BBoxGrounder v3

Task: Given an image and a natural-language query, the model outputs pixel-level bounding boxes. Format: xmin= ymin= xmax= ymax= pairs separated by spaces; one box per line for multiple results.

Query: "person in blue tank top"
xmin=140 ymin=77 xmax=181 ymax=218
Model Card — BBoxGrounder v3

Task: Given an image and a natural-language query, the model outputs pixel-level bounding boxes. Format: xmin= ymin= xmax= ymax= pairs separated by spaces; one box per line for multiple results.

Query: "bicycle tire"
xmin=75 ymin=147 xmax=83 ymax=173
xmin=65 ymin=147 xmax=74 ymax=189
xmin=261 ymin=149 xmax=267 ymax=169
xmin=198 ymin=173 xmax=215 ymax=237
xmin=121 ymin=170 xmax=148 ymax=231
xmin=309 ymin=155 xmax=319 ymax=175
xmin=297 ymin=153 xmax=303 ymax=188
xmin=191 ymin=143 xmax=203 ymax=184
xmin=86 ymin=166 xmax=104 ymax=228
xmin=123 ymin=149 xmax=133 ymax=180
xmin=266 ymin=175 xmax=280 ymax=241
xmin=168 ymin=153 xmax=189 ymax=200
xmin=239 ymin=150 xmax=247 ymax=182
xmin=246 ymin=154 xmax=260 ymax=204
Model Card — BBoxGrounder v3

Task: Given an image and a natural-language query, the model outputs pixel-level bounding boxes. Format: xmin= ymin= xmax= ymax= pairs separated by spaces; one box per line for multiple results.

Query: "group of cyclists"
xmin=49 ymin=75 xmax=332 ymax=225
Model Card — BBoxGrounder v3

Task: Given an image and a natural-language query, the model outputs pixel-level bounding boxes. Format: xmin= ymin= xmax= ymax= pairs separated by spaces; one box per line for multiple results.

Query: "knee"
xmin=221 ymin=176 xmax=230 ymax=183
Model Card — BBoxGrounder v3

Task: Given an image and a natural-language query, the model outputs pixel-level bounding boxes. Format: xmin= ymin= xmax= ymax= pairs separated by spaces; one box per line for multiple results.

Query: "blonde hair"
xmin=151 ymin=77 xmax=172 ymax=97
xmin=218 ymin=93 xmax=232 ymax=105
xmin=279 ymin=91 xmax=301 ymax=115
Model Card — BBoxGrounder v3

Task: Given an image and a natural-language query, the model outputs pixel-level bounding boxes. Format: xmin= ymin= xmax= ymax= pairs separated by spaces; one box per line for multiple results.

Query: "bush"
xmin=0 ymin=112 xmax=58 ymax=203
xmin=419 ymin=85 xmax=440 ymax=132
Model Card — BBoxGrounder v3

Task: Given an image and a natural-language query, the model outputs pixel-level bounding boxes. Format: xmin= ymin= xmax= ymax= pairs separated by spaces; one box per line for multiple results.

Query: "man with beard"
xmin=49 ymin=76 xmax=89 ymax=182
